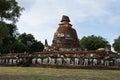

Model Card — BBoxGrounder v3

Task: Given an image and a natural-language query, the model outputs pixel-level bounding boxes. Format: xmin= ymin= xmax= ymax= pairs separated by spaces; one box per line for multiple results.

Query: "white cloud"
xmin=17 ymin=0 xmax=120 ymax=45
xmin=19 ymin=0 xmax=110 ymax=26
xmin=17 ymin=0 xmax=36 ymax=11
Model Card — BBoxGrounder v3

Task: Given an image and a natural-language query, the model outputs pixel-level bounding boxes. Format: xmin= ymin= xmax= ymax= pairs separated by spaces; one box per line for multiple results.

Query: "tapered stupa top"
xmin=52 ymin=15 xmax=80 ymax=51
xmin=61 ymin=15 xmax=70 ymax=22
xmin=45 ymin=39 xmax=48 ymax=46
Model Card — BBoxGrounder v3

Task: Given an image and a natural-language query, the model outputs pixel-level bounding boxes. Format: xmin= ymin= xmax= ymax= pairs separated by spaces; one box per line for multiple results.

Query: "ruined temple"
xmin=0 ymin=15 xmax=119 ymax=68
xmin=51 ymin=15 xmax=81 ymax=51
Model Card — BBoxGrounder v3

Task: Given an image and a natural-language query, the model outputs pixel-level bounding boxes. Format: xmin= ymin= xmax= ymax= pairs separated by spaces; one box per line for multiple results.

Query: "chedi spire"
xmin=52 ymin=15 xmax=81 ymax=51
xmin=61 ymin=15 xmax=70 ymax=22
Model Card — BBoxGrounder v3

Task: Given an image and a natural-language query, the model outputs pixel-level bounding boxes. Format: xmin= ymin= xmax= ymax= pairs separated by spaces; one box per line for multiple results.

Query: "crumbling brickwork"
xmin=52 ymin=15 xmax=80 ymax=51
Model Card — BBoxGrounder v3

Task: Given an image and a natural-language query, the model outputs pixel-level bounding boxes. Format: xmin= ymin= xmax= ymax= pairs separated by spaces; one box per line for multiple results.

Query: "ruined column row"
xmin=0 ymin=56 xmax=119 ymax=67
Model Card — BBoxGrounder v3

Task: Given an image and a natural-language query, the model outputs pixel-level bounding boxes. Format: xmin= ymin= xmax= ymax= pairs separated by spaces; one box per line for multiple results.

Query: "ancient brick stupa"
xmin=52 ymin=15 xmax=80 ymax=51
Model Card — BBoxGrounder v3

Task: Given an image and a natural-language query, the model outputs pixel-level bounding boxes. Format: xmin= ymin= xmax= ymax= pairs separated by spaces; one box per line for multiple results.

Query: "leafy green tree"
xmin=18 ymin=33 xmax=35 ymax=46
xmin=0 ymin=23 xmax=19 ymax=53
xmin=80 ymin=35 xmax=108 ymax=50
xmin=0 ymin=0 xmax=23 ymax=39
xmin=29 ymin=40 xmax=44 ymax=53
xmin=17 ymin=33 xmax=44 ymax=53
xmin=12 ymin=41 xmax=27 ymax=53
xmin=0 ymin=0 xmax=24 ymax=23
xmin=113 ymin=36 xmax=120 ymax=53
xmin=0 ymin=0 xmax=23 ymax=54
xmin=0 ymin=22 xmax=9 ymax=44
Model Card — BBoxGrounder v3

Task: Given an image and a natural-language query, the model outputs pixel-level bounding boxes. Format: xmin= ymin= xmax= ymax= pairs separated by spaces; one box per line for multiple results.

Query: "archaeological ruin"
xmin=51 ymin=15 xmax=80 ymax=51
xmin=0 ymin=15 xmax=120 ymax=69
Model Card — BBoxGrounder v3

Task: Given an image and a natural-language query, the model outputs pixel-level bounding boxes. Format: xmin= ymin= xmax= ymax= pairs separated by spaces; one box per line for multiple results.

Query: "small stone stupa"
xmin=52 ymin=15 xmax=80 ymax=51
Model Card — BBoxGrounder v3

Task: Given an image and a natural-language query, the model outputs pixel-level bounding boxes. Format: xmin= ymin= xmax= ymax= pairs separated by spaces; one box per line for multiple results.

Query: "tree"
xmin=18 ymin=33 xmax=35 ymax=46
xmin=29 ymin=40 xmax=44 ymax=53
xmin=112 ymin=36 xmax=120 ymax=53
xmin=0 ymin=0 xmax=23 ymax=54
xmin=12 ymin=40 xmax=27 ymax=53
xmin=0 ymin=0 xmax=24 ymax=23
xmin=0 ymin=23 xmax=19 ymax=53
xmin=17 ymin=33 xmax=44 ymax=53
xmin=0 ymin=22 xmax=9 ymax=44
xmin=80 ymin=35 xmax=108 ymax=50
xmin=0 ymin=0 xmax=22 ymax=45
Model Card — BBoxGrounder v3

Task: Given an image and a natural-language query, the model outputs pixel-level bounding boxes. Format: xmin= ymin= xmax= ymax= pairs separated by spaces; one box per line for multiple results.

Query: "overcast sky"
xmin=16 ymin=0 xmax=120 ymax=46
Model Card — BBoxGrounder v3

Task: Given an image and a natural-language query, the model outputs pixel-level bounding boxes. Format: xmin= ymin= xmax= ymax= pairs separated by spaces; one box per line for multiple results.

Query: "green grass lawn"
xmin=0 ymin=67 xmax=120 ymax=80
